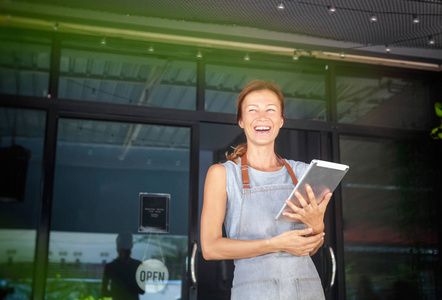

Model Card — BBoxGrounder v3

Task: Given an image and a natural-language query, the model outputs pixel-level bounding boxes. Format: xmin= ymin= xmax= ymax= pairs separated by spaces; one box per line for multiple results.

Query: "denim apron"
xmin=226 ymin=154 xmax=325 ymax=300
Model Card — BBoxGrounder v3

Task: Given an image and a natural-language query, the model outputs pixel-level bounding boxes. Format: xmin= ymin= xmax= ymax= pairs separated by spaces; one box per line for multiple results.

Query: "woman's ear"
xmin=238 ymin=119 xmax=244 ymax=128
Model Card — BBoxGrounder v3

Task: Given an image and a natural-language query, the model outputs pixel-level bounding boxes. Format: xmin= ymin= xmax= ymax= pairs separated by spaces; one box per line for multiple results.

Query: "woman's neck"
xmin=245 ymin=145 xmax=283 ymax=172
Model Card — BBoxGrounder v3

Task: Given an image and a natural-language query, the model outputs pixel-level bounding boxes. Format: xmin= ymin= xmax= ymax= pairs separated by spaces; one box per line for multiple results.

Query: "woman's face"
xmin=238 ymin=89 xmax=284 ymax=147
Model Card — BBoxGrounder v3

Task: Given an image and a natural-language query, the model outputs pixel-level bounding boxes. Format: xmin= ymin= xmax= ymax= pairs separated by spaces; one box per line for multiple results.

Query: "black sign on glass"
xmin=0 ymin=145 xmax=31 ymax=203
xmin=139 ymin=193 xmax=170 ymax=233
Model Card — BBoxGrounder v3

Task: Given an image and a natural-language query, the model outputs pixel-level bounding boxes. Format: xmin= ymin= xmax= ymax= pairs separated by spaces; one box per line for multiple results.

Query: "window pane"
xmin=0 ymin=33 xmax=51 ymax=97
xmin=205 ymin=64 xmax=326 ymax=121
xmin=46 ymin=118 xmax=191 ymax=299
xmin=336 ymin=74 xmax=431 ymax=130
xmin=0 ymin=107 xmax=46 ymax=298
xmin=58 ymin=48 xmax=197 ymax=110
xmin=340 ymin=136 xmax=439 ymax=299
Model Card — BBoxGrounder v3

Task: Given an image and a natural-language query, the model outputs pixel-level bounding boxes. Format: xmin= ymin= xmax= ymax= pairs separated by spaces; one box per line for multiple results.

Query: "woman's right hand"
xmin=271 ymin=227 xmax=324 ymax=256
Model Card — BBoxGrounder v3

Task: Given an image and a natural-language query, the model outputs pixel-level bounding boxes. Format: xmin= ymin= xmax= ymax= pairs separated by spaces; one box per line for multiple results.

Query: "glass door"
xmin=45 ymin=117 xmax=193 ymax=300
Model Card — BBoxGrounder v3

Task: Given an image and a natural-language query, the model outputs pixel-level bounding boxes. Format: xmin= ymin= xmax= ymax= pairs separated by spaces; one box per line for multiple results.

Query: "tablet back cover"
xmin=275 ymin=160 xmax=349 ymax=222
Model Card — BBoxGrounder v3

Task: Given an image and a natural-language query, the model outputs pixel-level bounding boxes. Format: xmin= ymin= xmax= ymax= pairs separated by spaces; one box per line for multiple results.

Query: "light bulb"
xmin=412 ymin=14 xmax=420 ymax=24
xmin=328 ymin=6 xmax=336 ymax=13
xmin=100 ymin=37 xmax=107 ymax=46
xmin=429 ymin=36 xmax=435 ymax=45
xmin=370 ymin=14 xmax=378 ymax=22
xmin=340 ymin=52 xmax=345 ymax=58
xmin=244 ymin=53 xmax=250 ymax=61
xmin=148 ymin=44 xmax=154 ymax=52
xmin=277 ymin=2 xmax=285 ymax=10
xmin=196 ymin=50 xmax=203 ymax=59
xmin=385 ymin=44 xmax=391 ymax=52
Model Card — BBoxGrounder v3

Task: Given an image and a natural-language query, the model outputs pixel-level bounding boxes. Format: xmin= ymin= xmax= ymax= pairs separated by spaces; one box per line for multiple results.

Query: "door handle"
xmin=190 ymin=241 xmax=197 ymax=288
xmin=327 ymin=245 xmax=336 ymax=289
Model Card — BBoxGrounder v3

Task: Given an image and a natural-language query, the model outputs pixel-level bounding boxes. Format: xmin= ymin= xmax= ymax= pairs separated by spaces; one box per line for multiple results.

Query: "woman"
xmin=200 ymin=80 xmax=332 ymax=299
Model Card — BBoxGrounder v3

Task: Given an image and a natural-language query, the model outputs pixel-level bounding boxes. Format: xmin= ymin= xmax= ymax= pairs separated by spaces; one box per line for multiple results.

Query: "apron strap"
xmin=241 ymin=153 xmax=251 ymax=189
xmin=277 ymin=154 xmax=298 ymax=186
xmin=240 ymin=153 xmax=298 ymax=190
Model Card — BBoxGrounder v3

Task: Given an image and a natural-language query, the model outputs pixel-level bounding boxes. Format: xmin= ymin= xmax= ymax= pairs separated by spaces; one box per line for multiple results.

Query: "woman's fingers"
xmin=294 ymin=185 xmax=318 ymax=208
xmin=320 ymin=192 xmax=332 ymax=208
xmin=282 ymin=209 xmax=303 ymax=220
xmin=284 ymin=199 xmax=308 ymax=220
xmin=278 ymin=228 xmax=324 ymax=256
xmin=295 ymin=227 xmax=313 ymax=236
xmin=285 ymin=198 xmax=303 ymax=213
xmin=305 ymin=184 xmax=318 ymax=207
xmin=283 ymin=188 xmax=333 ymax=223
xmin=294 ymin=191 xmax=309 ymax=208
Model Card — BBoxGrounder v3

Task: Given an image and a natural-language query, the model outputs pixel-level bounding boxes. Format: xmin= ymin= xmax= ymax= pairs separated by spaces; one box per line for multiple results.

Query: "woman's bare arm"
xmin=200 ymin=164 xmax=324 ymax=260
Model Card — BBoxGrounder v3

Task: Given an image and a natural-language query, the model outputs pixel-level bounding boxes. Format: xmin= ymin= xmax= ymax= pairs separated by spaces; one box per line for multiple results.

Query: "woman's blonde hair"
xmin=226 ymin=80 xmax=285 ymax=163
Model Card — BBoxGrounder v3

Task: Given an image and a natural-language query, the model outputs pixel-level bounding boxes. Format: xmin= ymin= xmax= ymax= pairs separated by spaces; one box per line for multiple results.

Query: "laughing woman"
xmin=200 ymin=80 xmax=332 ymax=300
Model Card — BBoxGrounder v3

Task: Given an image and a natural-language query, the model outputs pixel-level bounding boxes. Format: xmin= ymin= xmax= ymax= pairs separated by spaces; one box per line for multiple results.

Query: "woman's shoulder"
xmin=220 ymin=159 xmax=240 ymax=172
xmin=207 ymin=163 xmax=226 ymax=175
xmin=205 ymin=164 xmax=227 ymax=190
xmin=284 ymin=158 xmax=309 ymax=177
xmin=284 ymin=158 xmax=308 ymax=167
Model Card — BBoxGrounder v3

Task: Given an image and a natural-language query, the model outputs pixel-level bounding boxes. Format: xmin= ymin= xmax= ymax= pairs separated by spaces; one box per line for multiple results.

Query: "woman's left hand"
xmin=282 ymin=184 xmax=332 ymax=234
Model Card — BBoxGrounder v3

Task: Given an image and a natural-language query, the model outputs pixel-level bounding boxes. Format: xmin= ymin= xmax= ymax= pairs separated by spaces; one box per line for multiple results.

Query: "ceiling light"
xmin=385 ymin=44 xmax=391 ymax=53
xmin=429 ymin=36 xmax=435 ymax=45
xmin=328 ymin=6 xmax=336 ymax=13
xmin=100 ymin=36 xmax=106 ymax=46
xmin=292 ymin=50 xmax=299 ymax=61
xmin=412 ymin=14 xmax=420 ymax=24
xmin=196 ymin=50 xmax=203 ymax=59
xmin=370 ymin=13 xmax=378 ymax=22
xmin=148 ymin=44 xmax=154 ymax=52
xmin=53 ymin=22 xmax=58 ymax=30
xmin=277 ymin=2 xmax=285 ymax=10
xmin=244 ymin=53 xmax=250 ymax=61
xmin=340 ymin=51 xmax=345 ymax=58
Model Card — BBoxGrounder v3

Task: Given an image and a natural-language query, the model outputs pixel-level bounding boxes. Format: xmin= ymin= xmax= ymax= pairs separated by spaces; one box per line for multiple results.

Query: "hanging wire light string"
xmin=347 ymin=32 xmax=440 ymax=51
xmin=294 ymin=0 xmax=442 ymax=17
xmin=280 ymin=0 xmax=442 ymax=52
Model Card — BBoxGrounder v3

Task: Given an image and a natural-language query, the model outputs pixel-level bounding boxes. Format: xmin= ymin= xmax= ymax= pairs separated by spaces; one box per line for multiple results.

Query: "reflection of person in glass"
xmin=201 ymin=80 xmax=331 ymax=299
xmin=102 ymin=232 xmax=145 ymax=300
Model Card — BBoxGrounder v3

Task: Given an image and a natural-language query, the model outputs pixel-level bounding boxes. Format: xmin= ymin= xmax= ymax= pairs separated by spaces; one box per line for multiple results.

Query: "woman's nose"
xmin=259 ymin=111 xmax=267 ymax=119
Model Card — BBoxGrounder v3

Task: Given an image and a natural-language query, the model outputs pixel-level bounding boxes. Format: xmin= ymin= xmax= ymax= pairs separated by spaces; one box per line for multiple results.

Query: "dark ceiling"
xmin=7 ymin=0 xmax=442 ymax=60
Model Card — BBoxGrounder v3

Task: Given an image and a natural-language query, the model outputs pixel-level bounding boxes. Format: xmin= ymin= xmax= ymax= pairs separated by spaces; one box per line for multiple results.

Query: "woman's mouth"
xmin=254 ymin=126 xmax=271 ymax=132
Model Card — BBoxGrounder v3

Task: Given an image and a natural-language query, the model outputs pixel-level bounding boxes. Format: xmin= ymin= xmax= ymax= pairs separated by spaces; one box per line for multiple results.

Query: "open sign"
xmin=136 ymin=259 xmax=169 ymax=293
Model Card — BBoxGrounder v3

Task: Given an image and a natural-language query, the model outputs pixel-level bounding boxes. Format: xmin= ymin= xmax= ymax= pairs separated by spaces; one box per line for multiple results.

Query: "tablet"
xmin=275 ymin=159 xmax=349 ymax=222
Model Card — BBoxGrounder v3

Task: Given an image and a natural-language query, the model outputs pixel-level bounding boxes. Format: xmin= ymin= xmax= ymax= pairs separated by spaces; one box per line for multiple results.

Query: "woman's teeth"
xmin=255 ymin=126 xmax=270 ymax=131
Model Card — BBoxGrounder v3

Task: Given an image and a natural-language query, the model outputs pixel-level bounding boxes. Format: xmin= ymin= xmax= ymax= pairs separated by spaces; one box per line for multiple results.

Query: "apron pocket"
xmin=295 ymin=278 xmax=325 ymax=300
xmin=231 ymin=279 xmax=279 ymax=300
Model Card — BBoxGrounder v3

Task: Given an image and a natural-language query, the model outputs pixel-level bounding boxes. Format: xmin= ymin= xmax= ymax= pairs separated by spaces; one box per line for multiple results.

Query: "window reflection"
xmin=46 ymin=118 xmax=190 ymax=300
xmin=58 ymin=48 xmax=197 ymax=110
xmin=0 ymin=35 xmax=51 ymax=97
xmin=340 ymin=136 xmax=439 ymax=299
xmin=336 ymin=75 xmax=431 ymax=130
xmin=205 ymin=64 xmax=326 ymax=120
xmin=0 ymin=107 xmax=46 ymax=299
